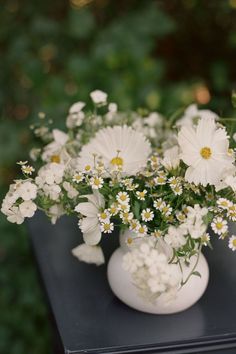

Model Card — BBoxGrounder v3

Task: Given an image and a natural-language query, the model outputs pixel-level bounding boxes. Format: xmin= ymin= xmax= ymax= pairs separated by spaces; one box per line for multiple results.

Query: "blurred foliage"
xmin=0 ymin=0 xmax=236 ymax=353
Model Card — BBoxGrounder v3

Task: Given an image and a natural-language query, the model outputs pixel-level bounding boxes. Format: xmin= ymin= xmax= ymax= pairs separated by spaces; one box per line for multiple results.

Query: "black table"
xmin=28 ymin=212 xmax=236 ymax=354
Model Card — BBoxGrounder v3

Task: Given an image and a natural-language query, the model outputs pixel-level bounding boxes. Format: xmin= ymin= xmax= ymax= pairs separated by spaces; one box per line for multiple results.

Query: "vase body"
xmin=107 ymin=230 xmax=209 ymax=314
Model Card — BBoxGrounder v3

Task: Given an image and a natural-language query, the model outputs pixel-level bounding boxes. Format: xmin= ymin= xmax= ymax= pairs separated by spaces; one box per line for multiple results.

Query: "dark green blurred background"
xmin=1 ymin=1 xmax=236 ymax=353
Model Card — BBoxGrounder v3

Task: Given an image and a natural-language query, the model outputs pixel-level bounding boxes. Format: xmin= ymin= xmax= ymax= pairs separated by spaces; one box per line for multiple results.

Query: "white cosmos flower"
xmin=42 ymin=129 xmax=69 ymax=163
xmin=75 ymin=191 xmax=105 ymax=245
xmin=72 ymin=243 xmax=105 ymax=265
xmin=178 ymin=117 xmax=234 ymax=186
xmin=19 ymin=200 xmax=37 ymax=218
xmin=77 ymin=126 xmax=151 ymax=176
xmin=162 ymin=146 xmax=180 ymax=170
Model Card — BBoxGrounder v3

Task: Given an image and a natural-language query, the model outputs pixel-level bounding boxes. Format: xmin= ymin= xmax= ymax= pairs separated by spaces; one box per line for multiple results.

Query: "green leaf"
xmin=192 ymin=271 xmax=202 ymax=278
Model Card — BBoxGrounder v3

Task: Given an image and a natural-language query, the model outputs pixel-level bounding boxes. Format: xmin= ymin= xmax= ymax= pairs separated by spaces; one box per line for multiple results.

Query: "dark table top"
xmin=28 ymin=212 xmax=236 ymax=354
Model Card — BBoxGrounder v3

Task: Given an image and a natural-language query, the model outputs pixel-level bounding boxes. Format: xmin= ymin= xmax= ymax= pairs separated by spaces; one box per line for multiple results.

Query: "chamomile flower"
xmin=151 ymin=229 xmax=162 ymax=238
xmin=22 ymin=165 xmax=35 ymax=175
xmin=136 ymin=224 xmax=148 ymax=237
xmin=172 ymin=185 xmax=183 ymax=195
xmin=176 ymin=211 xmax=186 ymax=223
xmin=118 ymin=203 xmax=130 ymax=213
xmin=98 ymin=210 xmax=110 ymax=223
xmin=129 ymin=219 xmax=140 ymax=231
xmin=228 ymin=235 xmax=236 ymax=251
xmin=153 ymin=198 xmax=164 ymax=210
xmin=90 ymin=176 xmax=104 ymax=190
xmin=120 ymin=212 xmax=134 ymax=223
xmin=154 ymin=174 xmax=167 ymax=185
xmin=201 ymin=233 xmax=210 ymax=246
xmin=168 ymin=177 xmax=181 ymax=186
xmin=121 ymin=178 xmax=139 ymax=191
xmin=211 ymin=216 xmax=228 ymax=236
xmin=101 ymin=222 xmax=114 ymax=234
xmin=217 ymin=198 xmax=232 ymax=211
xmin=160 ymin=202 xmax=172 ymax=217
xmin=141 ymin=208 xmax=154 ymax=222
xmin=83 ymin=164 xmax=92 ymax=174
xmin=136 ymin=190 xmax=147 ymax=200
xmin=73 ymin=172 xmax=84 ymax=183
xmin=227 ymin=204 xmax=236 ymax=221
xmin=109 ymin=203 xmax=119 ymax=216
xmin=116 ymin=191 xmax=130 ymax=204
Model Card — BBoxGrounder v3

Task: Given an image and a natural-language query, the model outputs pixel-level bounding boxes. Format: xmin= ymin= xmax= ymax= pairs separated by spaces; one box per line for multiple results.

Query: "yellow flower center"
xmin=85 ymin=165 xmax=91 ymax=171
xmin=110 ymin=157 xmax=123 ymax=166
xmin=103 ymin=223 xmax=111 ymax=231
xmin=233 ymin=239 xmax=236 ymax=247
xmin=100 ymin=212 xmax=107 ymax=220
xmin=120 ymin=194 xmax=127 ymax=201
xmin=200 ymin=147 xmax=212 ymax=159
xmin=216 ymin=222 xmax=223 ymax=230
xmin=139 ymin=226 xmax=145 ymax=234
xmin=51 ymin=155 xmax=61 ymax=163
xmin=127 ymin=237 xmax=133 ymax=244
xmin=144 ymin=212 xmax=151 ymax=219
xmin=94 ymin=178 xmax=101 ymax=186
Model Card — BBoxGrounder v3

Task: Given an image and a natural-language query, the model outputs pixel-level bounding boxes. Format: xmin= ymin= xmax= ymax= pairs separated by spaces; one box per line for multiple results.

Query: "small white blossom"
xmin=63 ymin=181 xmax=79 ymax=199
xmin=19 ymin=200 xmax=37 ymax=218
xmin=17 ymin=181 xmax=37 ymax=201
xmin=90 ymin=90 xmax=107 ymax=105
xmin=6 ymin=207 xmax=24 ymax=224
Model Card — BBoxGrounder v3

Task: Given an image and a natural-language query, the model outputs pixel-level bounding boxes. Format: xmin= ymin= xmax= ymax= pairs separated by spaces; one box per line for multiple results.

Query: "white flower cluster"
xmin=123 ymin=238 xmax=182 ymax=303
xmin=1 ymin=181 xmax=37 ymax=224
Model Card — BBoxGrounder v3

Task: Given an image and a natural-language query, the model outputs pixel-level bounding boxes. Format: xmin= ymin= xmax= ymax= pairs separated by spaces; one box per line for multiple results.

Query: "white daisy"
xmin=136 ymin=190 xmax=147 ymax=200
xmin=22 ymin=165 xmax=35 ymax=175
xmin=211 ymin=216 xmax=228 ymax=236
xmin=153 ymin=198 xmax=164 ymax=210
xmin=77 ymin=126 xmax=151 ymax=176
xmin=90 ymin=176 xmax=104 ymax=190
xmin=217 ymin=198 xmax=232 ymax=210
xmin=228 ymin=235 xmax=236 ymax=251
xmin=101 ymin=222 xmax=114 ymax=234
xmin=73 ymin=172 xmax=84 ymax=183
xmin=136 ymin=224 xmax=148 ymax=237
xmin=120 ymin=212 xmax=134 ymax=223
xmin=141 ymin=208 xmax=154 ymax=222
xmin=116 ymin=191 xmax=130 ymax=205
xmin=98 ymin=210 xmax=110 ymax=223
xmin=178 ymin=117 xmax=234 ymax=186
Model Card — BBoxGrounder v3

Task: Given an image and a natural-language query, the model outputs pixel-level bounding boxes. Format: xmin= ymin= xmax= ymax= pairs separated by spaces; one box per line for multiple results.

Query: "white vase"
xmin=107 ymin=230 xmax=209 ymax=314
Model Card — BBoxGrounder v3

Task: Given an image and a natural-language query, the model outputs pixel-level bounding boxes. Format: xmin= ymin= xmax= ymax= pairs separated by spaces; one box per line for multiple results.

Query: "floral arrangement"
xmin=2 ymin=90 xmax=236 ymax=302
